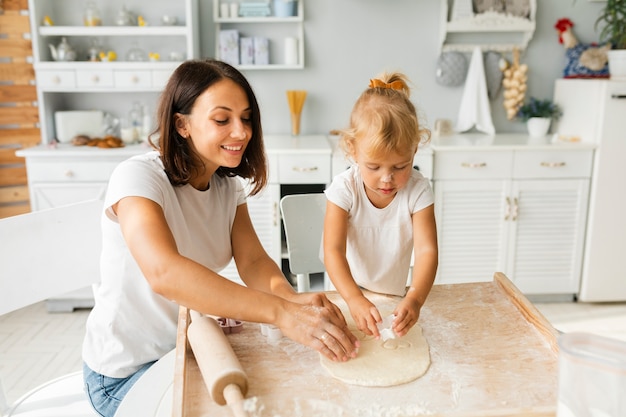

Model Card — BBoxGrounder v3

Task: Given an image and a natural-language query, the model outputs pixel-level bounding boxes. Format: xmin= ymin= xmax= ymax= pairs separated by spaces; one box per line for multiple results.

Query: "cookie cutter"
xmin=260 ymin=323 xmax=283 ymax=342
xmin=217 ymin=317 xmax=243 ymax=334
xmin=376 ymin=314 xmax=397 ymax=342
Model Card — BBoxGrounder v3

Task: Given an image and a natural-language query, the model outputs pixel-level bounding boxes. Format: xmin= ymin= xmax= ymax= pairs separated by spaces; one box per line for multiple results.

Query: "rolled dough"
xmin=320 ymin=314 xmax=430 ymax=387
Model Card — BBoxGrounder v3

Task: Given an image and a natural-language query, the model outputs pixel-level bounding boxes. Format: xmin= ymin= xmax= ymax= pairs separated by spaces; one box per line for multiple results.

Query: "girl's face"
xmin=176 ymin=78 xmax=252 ymax=188
xmin=353 ymin=138 xmax=416 ymax=208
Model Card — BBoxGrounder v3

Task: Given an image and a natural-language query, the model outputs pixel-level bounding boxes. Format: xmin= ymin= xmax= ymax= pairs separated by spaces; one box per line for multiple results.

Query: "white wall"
xmin=198 ymin=0 xmax=606 ymax=136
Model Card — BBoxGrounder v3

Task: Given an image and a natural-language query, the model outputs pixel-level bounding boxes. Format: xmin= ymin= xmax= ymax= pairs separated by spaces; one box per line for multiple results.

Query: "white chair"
xmin=279 ymin=193 xmax=327 ymax=292
xmin=0 ymin=199 xmax=103 ymax=417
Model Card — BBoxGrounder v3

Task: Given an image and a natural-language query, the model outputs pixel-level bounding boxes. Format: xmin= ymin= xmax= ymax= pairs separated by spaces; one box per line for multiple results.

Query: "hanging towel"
xmin=455 ymin=46 xmax=495 ymax=135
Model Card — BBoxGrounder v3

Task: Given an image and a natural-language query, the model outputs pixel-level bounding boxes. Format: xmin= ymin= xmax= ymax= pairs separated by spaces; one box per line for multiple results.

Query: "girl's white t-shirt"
xmin=324 ymin=165 xmax=433 ymax=296
xmin=82 ymin=151 xmax=246 ymax=377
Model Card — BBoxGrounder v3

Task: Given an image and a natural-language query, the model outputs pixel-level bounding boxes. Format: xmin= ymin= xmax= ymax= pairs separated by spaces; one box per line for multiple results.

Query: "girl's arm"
xmin=115 ymin=196 xmax=358 ymax=361
xmin=393 ymin=204 xmax=438 ymax=336
xmin=323 ymin=200 xmax=382 ymax=337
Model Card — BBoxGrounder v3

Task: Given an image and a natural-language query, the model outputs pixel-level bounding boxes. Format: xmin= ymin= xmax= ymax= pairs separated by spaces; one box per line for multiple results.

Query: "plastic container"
xmin=557 ymin=332 xmax=626 ymax=417
xmin=273 ymin=0 xmax=297 ymax=17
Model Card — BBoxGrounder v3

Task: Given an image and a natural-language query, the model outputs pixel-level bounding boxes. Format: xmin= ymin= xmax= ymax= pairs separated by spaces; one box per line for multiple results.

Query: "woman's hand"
xmin=347 ymin=295 xmax=382 ymax=339
xmin=276 ymin=296 xmax=359 ymax=362
xmin=392 ymin=296 xmax=421 ymax=337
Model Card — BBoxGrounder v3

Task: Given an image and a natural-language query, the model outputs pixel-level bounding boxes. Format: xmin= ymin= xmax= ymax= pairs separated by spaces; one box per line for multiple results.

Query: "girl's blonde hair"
xmin=339 ymin=72 xmax=430 ymax=160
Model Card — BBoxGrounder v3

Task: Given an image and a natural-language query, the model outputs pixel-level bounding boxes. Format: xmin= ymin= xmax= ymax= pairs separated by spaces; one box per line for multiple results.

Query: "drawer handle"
xmin=64 ymin=170 xmax=74 ymax=178
xmin=292 ymin=166 xmax=319 ymax=172
xmin=92 ymin=75 xmax=100 ymax=83
xmin=504 ymin=196 xmax=511 ymax=221
xmin=131 ymin=76 xmax=140 ymax=84
xmin=611 ymin=94 xmax=626 ymax=99
xmin=540 ymin=161 xmax=566 ymax=168
xmin=511 ymin=197 xmax=519 ymax=222
xmin=52 ymin=75 xmax=61 ymax=84
xmin=460 ymin=162 xmax=487 ymax=168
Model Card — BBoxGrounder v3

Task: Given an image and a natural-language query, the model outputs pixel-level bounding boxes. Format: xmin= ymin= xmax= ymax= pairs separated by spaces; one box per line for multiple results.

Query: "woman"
xmin=82 ymin=59 xmax=358 ymax=417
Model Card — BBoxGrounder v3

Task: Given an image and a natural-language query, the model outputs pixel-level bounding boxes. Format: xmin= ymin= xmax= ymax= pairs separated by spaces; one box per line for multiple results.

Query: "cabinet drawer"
xmin=513 ymin=150 xmax=593 ymax=179
xmin=115 ymin=70 xmax=153 ymax=89
xmin=278 ymin=154 xmax=331 ymax=184
xmin=153 ymin=70 xmax=174 ymax=89
xmin=27 ymin=161 xmax=119 ymax=182
xmin=76 ymin=70 xmax=114 ymax=88
xmin=434 ymin=151 xmax=514 ymax=180
xmin=37 ymin=70 xmax=76 ymax=89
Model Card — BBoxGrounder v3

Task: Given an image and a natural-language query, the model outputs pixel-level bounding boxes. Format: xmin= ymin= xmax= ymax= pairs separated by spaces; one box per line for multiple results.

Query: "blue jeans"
xmin=83 ymin=361 xmax=155 ymax=417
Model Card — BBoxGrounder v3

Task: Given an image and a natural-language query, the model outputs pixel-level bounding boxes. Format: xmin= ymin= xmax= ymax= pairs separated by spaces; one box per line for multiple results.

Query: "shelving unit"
xmin=28 ymin=0 xmax=199 ymax=145
xmin=213 ymin=0 xmax=305 ymax=70
xmin=439 ymin=0 xmax=536 ymax=53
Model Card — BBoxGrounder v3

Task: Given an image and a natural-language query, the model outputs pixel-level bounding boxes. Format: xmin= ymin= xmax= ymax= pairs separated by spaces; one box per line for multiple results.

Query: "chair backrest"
xmin=280 ymin=193 xmax=326 ymax=277
xmin=0 ymin=199 xmax=103 ymax=316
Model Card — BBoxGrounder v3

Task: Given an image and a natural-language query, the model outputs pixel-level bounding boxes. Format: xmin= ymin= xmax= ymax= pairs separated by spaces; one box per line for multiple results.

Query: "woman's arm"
xmin=116 ymin=196 xmax=358 ymax=361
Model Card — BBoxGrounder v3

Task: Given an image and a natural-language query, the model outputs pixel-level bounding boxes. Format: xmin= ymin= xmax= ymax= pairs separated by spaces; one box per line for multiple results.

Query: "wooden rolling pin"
xmin=187 ymin=311 xmax=249 ymax=417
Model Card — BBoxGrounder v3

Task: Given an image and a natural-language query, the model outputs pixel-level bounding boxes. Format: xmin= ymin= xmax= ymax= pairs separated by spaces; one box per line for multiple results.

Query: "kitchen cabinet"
xmin=431 ymin=134 xmax=593 ymax=297
xmin=213 ymin=0 xmax=304 ymax=69
xmin=27 ymin=0 xmax=199 ymax=145
xmin=439 ymin=0 xmax=536 ymax=52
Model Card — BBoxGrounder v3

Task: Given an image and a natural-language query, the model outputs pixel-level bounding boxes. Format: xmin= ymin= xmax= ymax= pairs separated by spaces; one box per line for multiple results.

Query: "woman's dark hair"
xmin=150 ymin=59 xmax=267 ymax=195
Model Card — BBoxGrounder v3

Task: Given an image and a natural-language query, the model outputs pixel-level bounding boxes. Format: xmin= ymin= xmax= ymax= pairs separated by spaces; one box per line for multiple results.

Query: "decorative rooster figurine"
xmin=554 ymin=18 xmax=610 ymax=78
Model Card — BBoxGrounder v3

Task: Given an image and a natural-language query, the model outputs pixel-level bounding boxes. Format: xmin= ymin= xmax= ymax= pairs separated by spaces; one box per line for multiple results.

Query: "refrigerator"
xmin=554 ymin=79 xmax=626 ymax=302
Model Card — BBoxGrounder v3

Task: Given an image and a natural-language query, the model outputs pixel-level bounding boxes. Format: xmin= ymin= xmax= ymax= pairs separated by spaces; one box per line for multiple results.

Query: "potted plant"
xmin=595 ymin=0 xmax=626 ymax=77
xmin=516 ymin=97 xmax=562 ymax=138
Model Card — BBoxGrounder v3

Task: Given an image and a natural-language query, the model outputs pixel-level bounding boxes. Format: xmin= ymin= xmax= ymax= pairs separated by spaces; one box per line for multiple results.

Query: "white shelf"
xmin=39 ymin=25 xmax=189 ymax=37
xmin=214 ymin=0 xmax=305 ymax=70
xmin=439 ymin=1 xmax=536 ymax=53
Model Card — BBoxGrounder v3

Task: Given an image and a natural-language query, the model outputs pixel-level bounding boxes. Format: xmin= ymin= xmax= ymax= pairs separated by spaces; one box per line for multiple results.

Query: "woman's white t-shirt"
xmin=324 ymin=165 xmax=433 ymax=296
xmin=82 ymin=151 xmax=246 ymax=378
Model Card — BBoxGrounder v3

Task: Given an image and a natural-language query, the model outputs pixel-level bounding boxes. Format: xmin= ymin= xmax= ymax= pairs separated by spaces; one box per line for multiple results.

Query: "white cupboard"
xmin=431 ymin=135 xmax=593 ymax=297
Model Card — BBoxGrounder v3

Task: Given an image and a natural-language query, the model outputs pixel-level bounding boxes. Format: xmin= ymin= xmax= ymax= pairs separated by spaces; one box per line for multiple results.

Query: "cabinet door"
xmin=433 ymin=180 xmax=510 ymax=284
xmin=31 ymin=183 xmax=108 ymax=210
xmin=506 ymin=179 xmax=589 ymax=295
xmin=219 ymin=184 xmax=281 ymax=284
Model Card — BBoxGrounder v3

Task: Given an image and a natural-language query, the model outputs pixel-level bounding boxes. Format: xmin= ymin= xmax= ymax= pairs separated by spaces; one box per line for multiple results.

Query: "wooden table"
xmin=173 ymin=273 xmax=559 ymax=416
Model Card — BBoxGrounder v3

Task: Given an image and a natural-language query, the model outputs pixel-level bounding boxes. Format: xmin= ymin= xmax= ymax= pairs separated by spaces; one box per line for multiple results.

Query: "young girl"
xmin=82 ymin=59 xmax=358 ymax=417
xmin=323 ymin=72 xmax=438 ymax=340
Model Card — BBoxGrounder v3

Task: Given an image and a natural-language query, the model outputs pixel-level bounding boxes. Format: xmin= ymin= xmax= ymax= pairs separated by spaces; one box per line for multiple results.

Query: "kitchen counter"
xmin=430 ymin=132 xmax=596 ymax=151
xmin=173 ymin=273 xmax=559 ymax=417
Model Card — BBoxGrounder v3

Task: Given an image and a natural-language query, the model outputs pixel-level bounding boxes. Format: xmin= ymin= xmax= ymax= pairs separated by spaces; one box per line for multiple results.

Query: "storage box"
xmin=219 ymin=30 xmax=240 ymax=66
xmin=253 ymin=37 xmax=269 ymax=65
xmin=240 ymin=37 xmax=254 ymax=65
xmin=54 ymin=110 xmax=104 ymax=143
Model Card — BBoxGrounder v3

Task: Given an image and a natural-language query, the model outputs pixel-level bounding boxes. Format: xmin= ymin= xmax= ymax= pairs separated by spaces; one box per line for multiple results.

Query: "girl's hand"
xmin=392 ymin=296 xmax=421 ymax=337
xmin=347 ymin=296 xmax=382 ymax=339
xmin=277 ymin=296 xmax=359 ymax=362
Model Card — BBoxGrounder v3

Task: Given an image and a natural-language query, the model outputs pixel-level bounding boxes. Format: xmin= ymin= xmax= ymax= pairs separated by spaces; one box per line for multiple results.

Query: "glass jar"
xmin=83 ymin=1 xmax=102 ymax=26
xmin=125 ymin=42 xmax=147 ymax=62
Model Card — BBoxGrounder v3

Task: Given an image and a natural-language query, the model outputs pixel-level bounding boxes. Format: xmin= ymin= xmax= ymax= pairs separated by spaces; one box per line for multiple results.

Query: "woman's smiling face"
xmin=176 ymin=78 xmax=252 ymax=187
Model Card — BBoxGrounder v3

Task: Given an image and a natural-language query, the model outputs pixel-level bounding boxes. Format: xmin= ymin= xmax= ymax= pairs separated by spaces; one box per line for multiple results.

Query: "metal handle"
xmin=292 ymin=166 xmax=318 ymax=172
xmin=273 ymin=202 xmax=278 ymax=227
xmin=64 ymin=170 xmax=74 ymax=178
xmin=461 ymin=162 xmax=487 ymax=168
xmin=540 ymin=161 xmax=566 ymax=168
xmin=611 ymin=94 xmax=626 ymax=99
xmin=511 ymin=198 xmax=519 ymax=221
xmin=504 ymin=196 xmax=511 ymax=221
xmin=91 ymin=75 xmax=100 ymax=83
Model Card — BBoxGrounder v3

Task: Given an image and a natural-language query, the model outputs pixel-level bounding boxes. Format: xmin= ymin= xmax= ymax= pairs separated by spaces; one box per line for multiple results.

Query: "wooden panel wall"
xmin=0 ymin=0 xmax=38 ymax=218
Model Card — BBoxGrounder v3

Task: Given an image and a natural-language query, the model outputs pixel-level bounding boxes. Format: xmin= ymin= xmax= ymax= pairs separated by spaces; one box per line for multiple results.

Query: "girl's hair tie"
xmin=368 ymin=78 xmax=404 ymax=91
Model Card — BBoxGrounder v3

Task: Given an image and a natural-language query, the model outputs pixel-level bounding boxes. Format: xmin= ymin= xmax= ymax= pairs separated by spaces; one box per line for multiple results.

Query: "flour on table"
xmin=320 ymin=314 xmax=430 ymax=387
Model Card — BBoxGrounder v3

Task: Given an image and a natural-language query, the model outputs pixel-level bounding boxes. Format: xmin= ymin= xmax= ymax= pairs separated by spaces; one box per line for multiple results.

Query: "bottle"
xmin=141 ymin=103 xmax=151 ymax=142
xmin=83 ymin=1 xmax=102 ymax=26
xmin=128 ymin=102 xmax=143 ymax=142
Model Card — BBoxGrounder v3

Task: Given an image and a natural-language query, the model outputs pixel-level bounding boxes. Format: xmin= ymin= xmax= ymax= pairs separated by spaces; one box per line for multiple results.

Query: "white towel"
xmin=455 ymin=47 xmax=495 ymax=135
